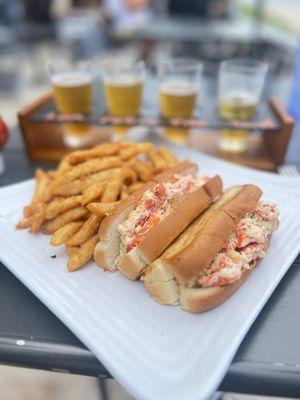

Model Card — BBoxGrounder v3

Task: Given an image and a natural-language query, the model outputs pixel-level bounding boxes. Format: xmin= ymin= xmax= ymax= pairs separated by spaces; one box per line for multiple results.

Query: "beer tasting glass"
xmin=102 ymin=61 xmax=145 ymax=117
xmin=218 ymin=59 xmax=268 ymax=153
xmin=158 ymin=59 xmax=201 ymax=120
xmin=158 ymin=59 xmax=201 ymax=144
xmin=47 ymin=60 xmax=93 ymax=147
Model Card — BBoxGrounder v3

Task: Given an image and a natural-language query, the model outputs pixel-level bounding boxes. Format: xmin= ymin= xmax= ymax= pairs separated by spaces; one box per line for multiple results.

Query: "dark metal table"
xmin=1 ymin=130 xmax=300 ymax=398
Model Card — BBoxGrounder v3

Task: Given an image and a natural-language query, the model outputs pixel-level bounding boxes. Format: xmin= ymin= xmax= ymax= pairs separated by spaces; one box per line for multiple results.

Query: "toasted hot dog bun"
xmin=154 ymin=161 xmax=197 ymax=183
xmin=179 ymin=269 xmax=252 ymax=313
xmin=94 ymin=162 xmax=201 ymax=271
xmin=118 ymin=175 xmax=223 ymax=280
xmin=142 ymin=184 xmax=266 ymax=311
xmin=94 ymin=182 xmax=155 ymax=270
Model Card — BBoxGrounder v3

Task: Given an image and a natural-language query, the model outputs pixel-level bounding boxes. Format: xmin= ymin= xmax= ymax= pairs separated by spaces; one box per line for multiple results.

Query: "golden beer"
xmin=159 ymin=81 xmax=197 ymax=119
xmin=52 ymin=73 xmax=92 ymax=137
xmin=219 ymin=129 xmax=249 ymax=153
xmin=218 ymin=92 xmax=257 ymax=153
xmin=219 ymin=92 xmax=257 ymax=121
xmin=104 ymin=77 xmax=143 ymax=117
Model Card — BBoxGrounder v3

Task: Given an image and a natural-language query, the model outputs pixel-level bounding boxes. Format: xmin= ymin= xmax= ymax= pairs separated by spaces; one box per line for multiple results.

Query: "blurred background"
xmin=0 ymin=0 xmax=299 ymax=162
xmin=0 ymin=0 xmax=299 ymax=398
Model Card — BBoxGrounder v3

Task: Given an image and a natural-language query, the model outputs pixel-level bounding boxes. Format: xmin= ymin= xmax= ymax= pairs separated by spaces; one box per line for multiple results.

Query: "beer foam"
xmin=104 ymin=75 xmax=142 ymax=87
xmin=52 ymin=72 xmax=91 ymax=87
xmin=222 ymin=91 xmax=257 ymax=106
xmin=160 ymin=81 xmax=197 ymax=96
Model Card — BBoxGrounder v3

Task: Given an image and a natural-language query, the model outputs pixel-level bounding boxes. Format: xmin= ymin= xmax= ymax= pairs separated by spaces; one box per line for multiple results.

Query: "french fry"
xmin=130 ymin=159 xmax=153 ymax=182
xmin=46 ymin=195 xmax=83 ymax=219
xmin=137 ymin=142 xmax=153 ymax=153
xmin=51 ymin=168 xmax=122 ymax=199
xmin=23 ymin=204 xmax=35 ymax=218
xmin=67 ymin=234 xmax=99 ymax=272
xmin=68 ymin=143 xmax=121 ymax=165
xmin=58 ymin=157 xmax=122 ymax=184
xmin=120 ymin=186 xmax=129 ymax=200
xmin=119 ymin=146 xmax=139 ymax=161
xmin=29 ymin=204 xmax=46 ymax=233
xmin=127 ymin=182 xmax=144 ymax=194
xmin=121 ymin=166 xmax=137 ymax=184
xmin=87 ymin=202 xmax=117 ymax=217
xmin=120 ymin=141 xmax=135 ymax=147
xmin=157 ymin=146 xmax=179 ymax=168
xmin=148 ymin=150 xmax=167 ymax=173
xmin=66 ymin=245 xmax=78 ymax=256
xmin=50 ymin=221 xmax=84 ymax=246
xmin=25 ymin=169 xmax=49 ymax=213
xmin=90 ymin=168 xmax=122 ymax=183
xmin=47 ymin=170 xmax=58 ymax=179
xmin=66 ymin=214 xmax=102 ymax=246
xmin=16 ymin=216 xmax=33 ymax=229
xmin=57 ymin=156 xmax=71 ymax=173
xmin=43 ymin=207 xmax=90 ymax=234
xmin=17 ymin=142 xmax=180 ymax=270
xmin=44 ymin=157 xmax=122 ymax=201
xmin=101 ymin=179 xmax=122 ymax=202
xmin=81 ymin=181 xmax=107 ymax=206
xmin=51 ymin=179 xmax=92 ymax=197
xmin=119 ymin=142 xmax=153 ymax=161
xmin=34 ymin=169 xmax=49 ymax=201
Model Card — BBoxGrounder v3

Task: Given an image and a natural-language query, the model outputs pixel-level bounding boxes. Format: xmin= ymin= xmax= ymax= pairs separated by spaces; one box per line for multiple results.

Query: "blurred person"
xmin=104 ymin=0 xmax=152 ymax=30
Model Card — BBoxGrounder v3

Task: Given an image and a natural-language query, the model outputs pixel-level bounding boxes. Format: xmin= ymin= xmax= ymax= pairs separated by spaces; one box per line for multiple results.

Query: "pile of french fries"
xmin=16 ymin=142 xmax=179 ymax=272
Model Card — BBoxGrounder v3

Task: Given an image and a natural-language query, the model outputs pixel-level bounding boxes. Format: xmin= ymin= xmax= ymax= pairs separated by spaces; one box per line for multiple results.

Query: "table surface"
xmin=1 ymin=130 xmax=300 ymax=398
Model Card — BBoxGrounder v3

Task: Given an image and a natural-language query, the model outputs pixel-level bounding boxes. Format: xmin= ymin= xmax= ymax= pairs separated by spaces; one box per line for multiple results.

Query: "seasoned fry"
xmin=51 ymin=179 xmax=92 ymax=197
xmin=16 ymin=216 xmax=33 ymax=229
xmin=101 ymin=180 xmax=122 ymax=202
xmin=43 ymin=207 xmax=89 ymax=233
xmin=59 ymin=157 xmax=122 ymax=183
xmin=137 ymin=142 xmax=153 ymax=153
xmin=119 ymin=142 xmax=153 ymax=161
xmin=127 ymin=182 xmax=144 ymax=194
xmin=66 ymin=214 xmax=102 ymax=246
xmin=34 ymin=169 xmax=49 ymax=201
xmin=67 ymin=234 xmax=99 ymax=272
xmin=17 ymin=141 xmax=180 ymax=271
xmin=130 ymin=159 xmax=153 ymax=182
xmin=29 ymin=204 xmax=46 ymax=233
xmin=44 ymin=157 xmax=122 ymax=201
xmin=87 ymin=202 xmax=117 ymax=217
xmin=25 ymin=169 xmax=49 ymax=214
xmin=157 ymin=146 xmax=179 ymax=168
xmin=51 ymin=168 xmax=122 ymax=199
xmin=47 ymin=170 xmax=58 ymax=179
xmin=68 ymin=143 xmax=121 ymax=165
xmin=46 ymin=195 xmax=83 ymax=219
xmin=57 ymin=156 xmax=71 ymax=173
xmin=90 ymin=168 xmax=122 ymax=183
xmin=23 ymin=204 xmax=35 ymax=218
xmin=119 ymin=146 xmax=140 ymax=161
xmin=121 ymin=166 xmax=137 ymax=184
xmin=50 ymin=221 xmax=84 ymax=246
xmin=81 ymin=181 xmax=107 ymax=206
xmin=148 ymin=150 xmax=167 ymax=173
xmin=120 ymin=186 xmax=129 ymax=200
xmin=66 ymin=245 xmax=78 ymax=256
xmin=120 ymin=141 xmax=135 ymax=148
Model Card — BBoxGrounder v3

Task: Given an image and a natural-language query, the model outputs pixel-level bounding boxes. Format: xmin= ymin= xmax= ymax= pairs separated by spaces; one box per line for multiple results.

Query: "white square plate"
xmin=1 ymin=149 xmax=300 ymax=400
